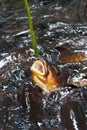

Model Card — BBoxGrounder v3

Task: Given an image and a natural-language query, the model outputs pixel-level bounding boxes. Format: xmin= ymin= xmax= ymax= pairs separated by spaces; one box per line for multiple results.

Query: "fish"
xmin=59 ymin=51 xmax=87 ymax=63
xmin=30 ymin=60 xmax=61 ymax=93
xmin=55 ymin=45 xmax=87 ymax=63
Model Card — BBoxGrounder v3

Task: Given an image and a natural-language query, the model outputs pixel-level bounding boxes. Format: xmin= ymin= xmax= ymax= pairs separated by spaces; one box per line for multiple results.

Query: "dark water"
xmin=0 ymin=0 xmax=87 ymax=130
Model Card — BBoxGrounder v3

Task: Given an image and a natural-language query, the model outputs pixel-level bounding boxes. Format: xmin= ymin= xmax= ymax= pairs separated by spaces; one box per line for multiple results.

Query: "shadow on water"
xmin=0 ymin=0 xmax=87 ymax=129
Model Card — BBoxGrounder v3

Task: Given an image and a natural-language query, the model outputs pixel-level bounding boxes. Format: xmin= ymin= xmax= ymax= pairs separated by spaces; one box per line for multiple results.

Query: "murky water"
xmin=0 ymin=0 xmax=87 ymax=130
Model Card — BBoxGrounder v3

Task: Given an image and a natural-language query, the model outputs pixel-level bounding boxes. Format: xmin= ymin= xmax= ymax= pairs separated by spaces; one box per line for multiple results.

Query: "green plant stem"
xmin=24 ymin=0 xmax=39 ymax=58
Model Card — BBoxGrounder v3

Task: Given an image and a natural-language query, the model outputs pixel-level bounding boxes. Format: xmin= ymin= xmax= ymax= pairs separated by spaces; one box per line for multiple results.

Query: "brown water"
xmin=0 ymin=0 xmax=87 ymax=130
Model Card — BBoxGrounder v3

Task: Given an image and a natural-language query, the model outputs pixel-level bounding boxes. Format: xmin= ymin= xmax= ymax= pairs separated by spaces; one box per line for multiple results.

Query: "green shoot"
xmin=24 ymin=0 xmax=39 ymax=58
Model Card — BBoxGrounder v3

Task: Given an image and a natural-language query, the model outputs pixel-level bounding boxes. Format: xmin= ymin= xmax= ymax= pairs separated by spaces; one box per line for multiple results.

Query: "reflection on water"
xmin=0 ymin=0 xmax=87 ymax=130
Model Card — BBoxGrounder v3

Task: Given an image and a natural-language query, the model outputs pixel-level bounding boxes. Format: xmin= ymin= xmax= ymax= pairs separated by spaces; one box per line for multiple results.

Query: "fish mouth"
xmin=30 ymin=60 xmax=48 ymax=80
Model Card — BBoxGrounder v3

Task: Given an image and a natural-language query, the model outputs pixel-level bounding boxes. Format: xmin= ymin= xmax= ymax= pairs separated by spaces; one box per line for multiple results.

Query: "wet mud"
xmin=0 ymin=0 xmax=87 ymax=130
